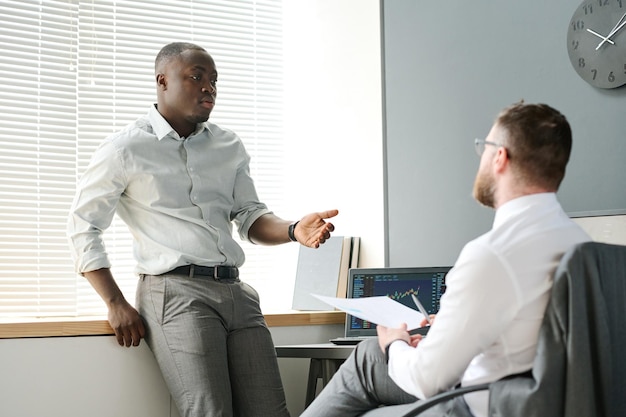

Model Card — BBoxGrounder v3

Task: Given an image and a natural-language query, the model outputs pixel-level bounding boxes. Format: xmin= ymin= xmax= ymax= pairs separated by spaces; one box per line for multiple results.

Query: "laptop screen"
xmin=345 ymin=266 xmax=450 ymax=338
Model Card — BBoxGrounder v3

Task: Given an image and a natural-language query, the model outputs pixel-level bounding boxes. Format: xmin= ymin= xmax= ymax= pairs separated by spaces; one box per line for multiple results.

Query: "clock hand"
xmin=596 ymin=12 xmax=626 ymax=50
xmin=596 ymin=19 xmax=626 ymax=49
xmin=586 ymin=28 xmax=615 ymax=44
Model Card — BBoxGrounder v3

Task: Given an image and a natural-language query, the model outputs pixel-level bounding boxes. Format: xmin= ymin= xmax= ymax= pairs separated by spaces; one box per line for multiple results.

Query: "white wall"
xmin=237 ymin=0 xmax=384 ymax=313
xmin=572 ymin=214 xmax=626 ymax=246
xmin=0 ymin=336 xmax=174 ymax=417
xmin=0 ymin=324 xmax=344 ymax=417
xmin=283 ymin=0 xmax=385 ymax=268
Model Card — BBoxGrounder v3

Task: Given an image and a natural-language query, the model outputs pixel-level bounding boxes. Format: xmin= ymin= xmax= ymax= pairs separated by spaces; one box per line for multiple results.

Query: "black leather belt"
xmin=165 ymin=265 xmax=239 ymax=280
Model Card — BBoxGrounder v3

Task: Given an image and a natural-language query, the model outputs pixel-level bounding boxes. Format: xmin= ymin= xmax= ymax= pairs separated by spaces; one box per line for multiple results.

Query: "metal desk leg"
xmin=322 ymin=359 xmax=343 ymax=385
xmin=304 ymin=358 xmax=346 ymax=407
xmin=305 ymin=358 xmax=322 ymax=407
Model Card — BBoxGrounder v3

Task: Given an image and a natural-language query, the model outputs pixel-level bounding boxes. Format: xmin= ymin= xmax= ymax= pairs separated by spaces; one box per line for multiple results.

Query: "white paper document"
xmin=313 ymin=294 xmax=425 ymax=330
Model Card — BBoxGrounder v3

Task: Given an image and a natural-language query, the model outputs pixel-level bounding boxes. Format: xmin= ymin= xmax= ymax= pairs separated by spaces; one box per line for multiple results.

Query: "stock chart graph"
xmin=350 ymin=272 xmax=442 ymax=329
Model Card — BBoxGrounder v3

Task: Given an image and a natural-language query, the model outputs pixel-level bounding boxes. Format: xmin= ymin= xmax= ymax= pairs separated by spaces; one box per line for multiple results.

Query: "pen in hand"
xmin=411 ymin=294 xmax=432 ymax=326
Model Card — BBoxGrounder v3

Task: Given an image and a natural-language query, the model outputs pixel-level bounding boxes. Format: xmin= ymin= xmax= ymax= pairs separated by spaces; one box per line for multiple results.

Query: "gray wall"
xmin=382 ymin=0 xmax=626 ymax=266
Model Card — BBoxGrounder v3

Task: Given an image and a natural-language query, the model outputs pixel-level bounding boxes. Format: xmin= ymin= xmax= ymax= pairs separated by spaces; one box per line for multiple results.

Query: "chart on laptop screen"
xmin=349 ymin=267 xmax=449 ymax=331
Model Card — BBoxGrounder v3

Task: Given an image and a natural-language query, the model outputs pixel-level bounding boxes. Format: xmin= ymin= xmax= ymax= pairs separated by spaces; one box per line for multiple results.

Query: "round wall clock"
xmin=567 ymin=0 xmax=626 ymax=89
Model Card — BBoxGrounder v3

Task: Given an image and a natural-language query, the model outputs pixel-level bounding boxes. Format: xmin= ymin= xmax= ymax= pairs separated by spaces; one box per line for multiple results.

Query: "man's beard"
xmin=473 ymin=169 xmax=495 ymax=208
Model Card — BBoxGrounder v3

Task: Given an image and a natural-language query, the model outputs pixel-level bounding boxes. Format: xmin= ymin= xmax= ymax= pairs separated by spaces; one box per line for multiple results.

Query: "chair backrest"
xmin=489 ymin=241 xmax=626 ymax=417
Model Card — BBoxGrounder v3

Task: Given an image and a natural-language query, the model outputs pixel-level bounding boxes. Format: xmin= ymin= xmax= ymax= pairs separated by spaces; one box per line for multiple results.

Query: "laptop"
xmin=330 ymin=266 xmax=451 ymax=345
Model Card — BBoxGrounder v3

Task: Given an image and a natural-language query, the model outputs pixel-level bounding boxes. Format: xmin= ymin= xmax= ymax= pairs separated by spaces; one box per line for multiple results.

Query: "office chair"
xmin=388 ymin=241 xmax=626 ymax=417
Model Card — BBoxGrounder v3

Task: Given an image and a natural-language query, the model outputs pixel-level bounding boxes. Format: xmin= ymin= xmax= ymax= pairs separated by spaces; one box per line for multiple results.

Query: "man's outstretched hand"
xmin=295 ymin=209 xmax=339 ymax=248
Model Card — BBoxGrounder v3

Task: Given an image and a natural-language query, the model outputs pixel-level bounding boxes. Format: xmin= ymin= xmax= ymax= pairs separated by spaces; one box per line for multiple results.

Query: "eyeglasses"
xmin=474 ymin=138 xmax=503 ymax=157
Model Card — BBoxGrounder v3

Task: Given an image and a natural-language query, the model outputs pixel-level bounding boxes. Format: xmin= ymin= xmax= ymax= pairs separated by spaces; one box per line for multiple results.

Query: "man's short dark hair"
xmin=155 ymin=42 xmax=206 ymax=72
xmin=496 ymin=101 xmax=572 ymax=191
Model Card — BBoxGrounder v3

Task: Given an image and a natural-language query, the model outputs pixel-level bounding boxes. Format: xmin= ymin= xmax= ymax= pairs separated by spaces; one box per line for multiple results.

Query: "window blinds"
xmin=0 ymin=0 xmax=289 ymax=318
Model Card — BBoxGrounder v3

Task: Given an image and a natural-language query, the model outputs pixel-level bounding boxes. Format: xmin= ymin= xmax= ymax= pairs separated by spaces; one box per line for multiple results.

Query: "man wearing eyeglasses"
xmin=301 ymin=102 xmax=591 ymax=417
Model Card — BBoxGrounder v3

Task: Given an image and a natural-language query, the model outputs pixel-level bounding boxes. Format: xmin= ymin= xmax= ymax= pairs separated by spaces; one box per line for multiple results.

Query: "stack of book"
xmin=291 ymin=236 xmax=360 ymax=311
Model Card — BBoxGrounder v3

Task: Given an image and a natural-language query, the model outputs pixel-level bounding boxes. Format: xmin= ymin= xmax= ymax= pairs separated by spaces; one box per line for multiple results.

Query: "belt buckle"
xmin=213 ymin=266 xmax=238 ymax=280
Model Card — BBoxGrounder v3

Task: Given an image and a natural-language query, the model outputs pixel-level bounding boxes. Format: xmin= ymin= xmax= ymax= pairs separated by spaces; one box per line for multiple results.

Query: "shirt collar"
xmin=493 ymin=192 xmax=558 ymax=230
xmin=148 ymin=104 xmax=209 ymax=141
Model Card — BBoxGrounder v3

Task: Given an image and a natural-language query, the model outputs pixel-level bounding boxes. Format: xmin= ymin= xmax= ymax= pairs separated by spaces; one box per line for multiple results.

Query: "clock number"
xmin=619 ymin=0 xmax=624 ymax=8
xmin=591 ymin=69 xmax=597 ymax=79
xmin=571 ymin=40 xmax=579 ymax=50
xmin=579 ymin=58 xmax=586 ymax=68
xmin=572 ymin=19 xmax=585 ymax=31
xmin=584 ymin=4 xmax=594 ymax=14
xmin=608 ymin=71 xmax=615 ymax=82
xmin=624 ymin=64 xmax=626 ymax=74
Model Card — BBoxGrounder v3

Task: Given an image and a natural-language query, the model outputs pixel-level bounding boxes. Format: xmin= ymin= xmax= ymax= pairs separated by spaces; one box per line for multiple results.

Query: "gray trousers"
xmin=136 ymin=273 xmax=290 ymax=417
xmin=300 ymin=338 xmax=473 ymax=417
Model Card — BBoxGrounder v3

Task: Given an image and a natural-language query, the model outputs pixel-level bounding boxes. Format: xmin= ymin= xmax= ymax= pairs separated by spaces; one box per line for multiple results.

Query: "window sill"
xmin=0 ymin=311 xmax=346 ymax=339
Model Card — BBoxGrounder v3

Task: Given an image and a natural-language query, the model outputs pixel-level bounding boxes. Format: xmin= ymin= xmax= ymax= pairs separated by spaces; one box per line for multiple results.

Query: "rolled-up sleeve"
xmin=67 ymin=140 xmax=126 ymax=273
xmin=230 ymin=148 xmax=270 ymax=242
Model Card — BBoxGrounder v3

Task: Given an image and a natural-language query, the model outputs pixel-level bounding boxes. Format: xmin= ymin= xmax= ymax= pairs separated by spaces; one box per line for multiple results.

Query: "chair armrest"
xmin=401 ymin=383 xmax=490 ymax=417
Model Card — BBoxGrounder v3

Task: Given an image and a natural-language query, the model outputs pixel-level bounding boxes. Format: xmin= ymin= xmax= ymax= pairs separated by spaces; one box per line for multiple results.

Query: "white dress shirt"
xmin=387 ymin=193 xmax=591 ymax=417
xmin=68 ymin=104 xmax=270 ymax=275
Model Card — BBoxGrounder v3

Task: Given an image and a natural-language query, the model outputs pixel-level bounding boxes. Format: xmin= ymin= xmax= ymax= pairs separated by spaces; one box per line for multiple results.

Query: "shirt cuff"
xmin=385 ymin=339 xmax=410 ymax=363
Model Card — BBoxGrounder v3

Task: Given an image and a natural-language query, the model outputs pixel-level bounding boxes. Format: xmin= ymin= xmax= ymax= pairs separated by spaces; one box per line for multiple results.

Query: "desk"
xmin=275 ymin=343 xmax=356 ymax=407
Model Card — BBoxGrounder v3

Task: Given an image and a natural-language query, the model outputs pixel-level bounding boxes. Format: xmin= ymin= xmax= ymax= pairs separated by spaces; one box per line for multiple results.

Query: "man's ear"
xmin=156 ymin=73 xmax=166 ymax=90
xmin=493 ymin=146 xmax=509 ymax=174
